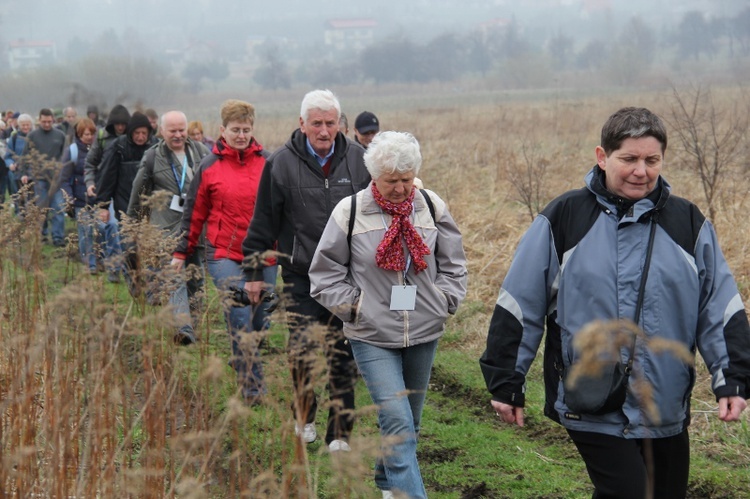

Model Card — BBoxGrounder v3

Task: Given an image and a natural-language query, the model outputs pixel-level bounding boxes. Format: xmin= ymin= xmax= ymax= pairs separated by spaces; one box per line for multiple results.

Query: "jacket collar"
xmin=586 ymin=165 xmax=670 ymax=221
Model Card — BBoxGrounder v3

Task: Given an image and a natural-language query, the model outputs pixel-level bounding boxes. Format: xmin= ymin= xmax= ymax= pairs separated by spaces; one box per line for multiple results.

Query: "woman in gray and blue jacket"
xmin=480 ymin=107 xmax=750 ymax=498
xmin=310 ymin=131 xmax=468 ymax=499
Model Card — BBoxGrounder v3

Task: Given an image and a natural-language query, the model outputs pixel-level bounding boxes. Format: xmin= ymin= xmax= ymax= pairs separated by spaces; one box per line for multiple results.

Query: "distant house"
xmin=324 ymin=18 xmax=377 ymax=53
xmin=8 ymin=40 xmax=57 ymax=70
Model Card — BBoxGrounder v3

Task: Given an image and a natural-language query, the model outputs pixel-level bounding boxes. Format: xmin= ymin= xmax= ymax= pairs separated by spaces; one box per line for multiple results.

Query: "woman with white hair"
xmin=4 ymin=113 xmax=34 ymax=200
xmin=310 ymin=131 xmax=468 ymax=499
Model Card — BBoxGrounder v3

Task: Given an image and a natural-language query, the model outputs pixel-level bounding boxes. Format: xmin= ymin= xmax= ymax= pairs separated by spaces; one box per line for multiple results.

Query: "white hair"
xmin=300 ymin=89 xmax=341 ymax=123
xmin=17 ymin=113 xmax=33 ymax=125
xmin=160 ymin=110 xmax=187 ymax=129
xmin=364 ymin=131 xmax=422 ymax=179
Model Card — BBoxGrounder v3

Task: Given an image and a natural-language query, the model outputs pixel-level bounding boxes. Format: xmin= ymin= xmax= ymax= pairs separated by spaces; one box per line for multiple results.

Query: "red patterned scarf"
xmin=372 ymin=182 xmax=431 ymax=274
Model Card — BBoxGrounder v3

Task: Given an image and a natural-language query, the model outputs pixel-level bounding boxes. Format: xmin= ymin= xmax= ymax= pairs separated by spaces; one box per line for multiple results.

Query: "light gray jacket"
xmin=310 ymin=184 xmax=468 ymax=348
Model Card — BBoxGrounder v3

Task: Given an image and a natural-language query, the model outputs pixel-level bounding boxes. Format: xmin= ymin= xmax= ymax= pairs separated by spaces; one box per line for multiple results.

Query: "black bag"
xmin=563 ymin=213 xmax=659 ymax=416
xmin=564 ymin=362 xmax=628 ymax=415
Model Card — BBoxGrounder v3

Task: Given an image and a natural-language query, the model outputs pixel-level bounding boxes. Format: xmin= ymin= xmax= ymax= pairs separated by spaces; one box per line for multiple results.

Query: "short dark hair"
xmin=600 ymin=107 xmax=667 ymax=155
xmin=39 ymin=108 xmax=54 ymax=118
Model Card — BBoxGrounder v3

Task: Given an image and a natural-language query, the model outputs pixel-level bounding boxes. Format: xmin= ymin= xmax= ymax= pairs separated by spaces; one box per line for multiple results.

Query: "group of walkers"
xmin=1 ymin=92 xmax=749 ymax=499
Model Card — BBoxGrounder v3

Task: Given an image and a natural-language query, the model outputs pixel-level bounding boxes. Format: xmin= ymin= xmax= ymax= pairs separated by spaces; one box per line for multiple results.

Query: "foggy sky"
xmin=1 ymin=0 xmax=745 ymax=62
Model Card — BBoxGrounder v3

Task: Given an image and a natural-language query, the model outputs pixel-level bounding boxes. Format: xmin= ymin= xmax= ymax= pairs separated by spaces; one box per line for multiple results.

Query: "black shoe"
xmin=243 ymin=394 xmax=264 ymax=407
xmin=53 ymin=239 xmax=66 ymax=247
xmin=107 ymin=270 xmax=120 ymax=283
xmin=174 ymin=327 xmax=197 ymax=346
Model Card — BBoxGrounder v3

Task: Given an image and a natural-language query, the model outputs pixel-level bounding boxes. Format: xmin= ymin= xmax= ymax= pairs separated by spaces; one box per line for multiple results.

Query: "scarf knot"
xmin=372 ymin=182 xmax=431 ymax=274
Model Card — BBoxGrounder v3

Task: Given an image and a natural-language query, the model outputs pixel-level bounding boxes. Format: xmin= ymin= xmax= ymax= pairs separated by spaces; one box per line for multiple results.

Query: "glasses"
xmin=226 ymin=127 xmax=252 ymax=136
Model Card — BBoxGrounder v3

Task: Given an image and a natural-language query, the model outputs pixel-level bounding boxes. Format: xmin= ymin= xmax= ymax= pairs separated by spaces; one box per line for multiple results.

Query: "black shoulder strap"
xmin=420 ymin=189 xmax=436 ymax=222
xmin=347 ymin=193 xmax=356 ymax=246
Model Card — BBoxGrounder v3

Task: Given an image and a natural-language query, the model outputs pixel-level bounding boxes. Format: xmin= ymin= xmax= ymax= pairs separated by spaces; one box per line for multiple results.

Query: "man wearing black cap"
xmin=2 ymin=111 xmax=19 ymax=140
xmin=354 ymin=111 xmax=379 ymax=149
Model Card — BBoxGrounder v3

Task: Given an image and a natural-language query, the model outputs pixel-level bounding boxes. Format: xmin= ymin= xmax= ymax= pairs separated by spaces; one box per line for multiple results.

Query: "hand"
xmin=21 ymin=175 xmax=28 ymax=184
xmin=9 ymin=163 xmax=16 ymax=172
xmin=98 ymin=209 xmax=109 ymax=223
xmin=87 ymin=185 xmax=96 ymax=197
xmin=491 ymin=400 xmax=525 ymax=427
xmin=243 ymin=280 xmax=264 ymax=305
xmin=170 ymin=258 xmax=185 ymax=271
xmin=718 ymin=396 xmax=747 ymax=422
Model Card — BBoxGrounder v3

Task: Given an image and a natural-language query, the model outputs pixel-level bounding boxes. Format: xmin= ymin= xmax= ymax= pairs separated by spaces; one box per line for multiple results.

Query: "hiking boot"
xmin=174 ymin=326 xmax=197 ymax=346
xmin=107 ymin=270 xmax=121 ymax=283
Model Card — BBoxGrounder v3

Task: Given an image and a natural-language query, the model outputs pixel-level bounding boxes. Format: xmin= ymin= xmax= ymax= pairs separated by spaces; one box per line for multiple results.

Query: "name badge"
xmin=390 ymin=285 xmax=417 ymax=311
xmin=170 ymin=194 xmax=186 ymax=213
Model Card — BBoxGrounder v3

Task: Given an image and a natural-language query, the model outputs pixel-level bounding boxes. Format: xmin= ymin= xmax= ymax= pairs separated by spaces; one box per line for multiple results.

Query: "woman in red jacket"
xmin=172 ymin=99 xmax=275 ymax=404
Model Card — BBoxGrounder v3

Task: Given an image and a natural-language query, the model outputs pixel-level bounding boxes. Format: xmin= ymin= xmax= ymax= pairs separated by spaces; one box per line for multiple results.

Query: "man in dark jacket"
xmin=95 ymin=111 xmax=156 ymax=222
xmin=95 ymin=112 xmax=156 ymax=284
xmin=84 ymin=103 xmax=131 ymax=282
xmin=85 ymin=104 xmax=131 ymax=195
xmin=21 ymin=108 xmax=67 ymax=246
xmin=127 ymin=111 xmax=209 ymax=344
xmin=242 ymin=89 xmax=370 ymax=451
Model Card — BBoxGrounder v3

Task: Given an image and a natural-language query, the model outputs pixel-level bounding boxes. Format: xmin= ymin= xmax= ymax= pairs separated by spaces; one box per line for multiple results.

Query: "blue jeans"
xmin=207 ymin=257 xmax=276 ymax=398
xmin=6 ymin=170 xmax=18 ymax=196
xmin=97 ymin=203 xmax=122 ymax=271
xmin=75 ymin=206 xmax=97 ymax=270
xmin=350 ymin=339 xmax=438 ymax=499
xmin=167 ymin=250 xmax=205 ymax=331
xmin=33 ymin=179 xmax=65 ymax=243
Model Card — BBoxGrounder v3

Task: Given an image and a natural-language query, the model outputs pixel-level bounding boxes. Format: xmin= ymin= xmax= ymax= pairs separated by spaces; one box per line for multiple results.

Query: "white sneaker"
xmin=328 ymin=439 xmax=351 ymax=452
xmin=382 ymin=491 xmax=395 ymax=499
xmin=294 ymin=423 xmax=317 ymax=443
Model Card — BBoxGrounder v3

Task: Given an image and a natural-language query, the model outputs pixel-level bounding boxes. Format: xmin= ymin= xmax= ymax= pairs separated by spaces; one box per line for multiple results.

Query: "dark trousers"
xmin=567 ymin=428 xmax=690 ymax=499
xmin=284 ymin=271 xmax=356 ymax=444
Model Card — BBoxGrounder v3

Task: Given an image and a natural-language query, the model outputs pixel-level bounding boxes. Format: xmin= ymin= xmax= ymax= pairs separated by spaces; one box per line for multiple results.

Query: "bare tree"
xmin=505 ymin=139 xmax=550 ymax=222
xmin=665 ymin=84 xmax=750 ymax=222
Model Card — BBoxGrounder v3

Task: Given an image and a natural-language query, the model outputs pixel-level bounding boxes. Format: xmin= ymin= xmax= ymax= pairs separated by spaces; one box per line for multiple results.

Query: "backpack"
xmin=97 ymin=128 xmax=106 ymax=149
xmin=347 ymin=188 xmax=436 ymax=246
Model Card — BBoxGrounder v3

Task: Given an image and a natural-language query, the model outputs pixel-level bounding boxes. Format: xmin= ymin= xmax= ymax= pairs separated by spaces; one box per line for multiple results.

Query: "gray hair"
xmin=160 ymin=110 xmax=187 ymax=129
xmin=17 ymin=113 xmax=33 ymax=125
xmin=364 ymin=131 xmax=422 ymax=179
xmin=300 ymin=89 xmax=340 ymax=123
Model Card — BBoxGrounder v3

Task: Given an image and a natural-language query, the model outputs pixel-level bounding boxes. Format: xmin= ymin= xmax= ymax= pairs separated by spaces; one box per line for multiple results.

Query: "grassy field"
xmin=1 ymin=83 xmax=749 ymax=497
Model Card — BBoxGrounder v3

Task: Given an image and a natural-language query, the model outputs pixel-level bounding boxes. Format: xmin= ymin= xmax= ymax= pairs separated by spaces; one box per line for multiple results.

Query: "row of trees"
xmin=3 ymin=8 xmax=749 ymax=96
xmin=254 ymin=8 xmax=750 ymax=90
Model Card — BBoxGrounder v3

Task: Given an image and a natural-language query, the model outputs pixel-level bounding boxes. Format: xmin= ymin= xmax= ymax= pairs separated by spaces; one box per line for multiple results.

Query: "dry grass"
xmin=1 ymin=83 xmax=749 ymax=496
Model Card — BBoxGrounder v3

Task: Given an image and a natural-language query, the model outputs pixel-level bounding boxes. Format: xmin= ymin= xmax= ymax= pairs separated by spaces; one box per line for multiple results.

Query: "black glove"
xmin=228 ymin=286 xmax=279 ymax=312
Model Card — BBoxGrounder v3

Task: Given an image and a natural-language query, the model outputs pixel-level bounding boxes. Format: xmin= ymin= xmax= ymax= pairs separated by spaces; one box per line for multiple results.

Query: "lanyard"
xmin=380 ymin=206 xmax=414 ymax=285
xmin=170 ymin=155 xmax=188 ymax=193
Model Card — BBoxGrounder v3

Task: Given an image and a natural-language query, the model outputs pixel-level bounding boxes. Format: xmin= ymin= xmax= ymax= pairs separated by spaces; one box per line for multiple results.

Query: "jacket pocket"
xmin=431 ymin=282 xmax=449 ymax=312
xmin=354 ymin=289 xmax=365 ymax=327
